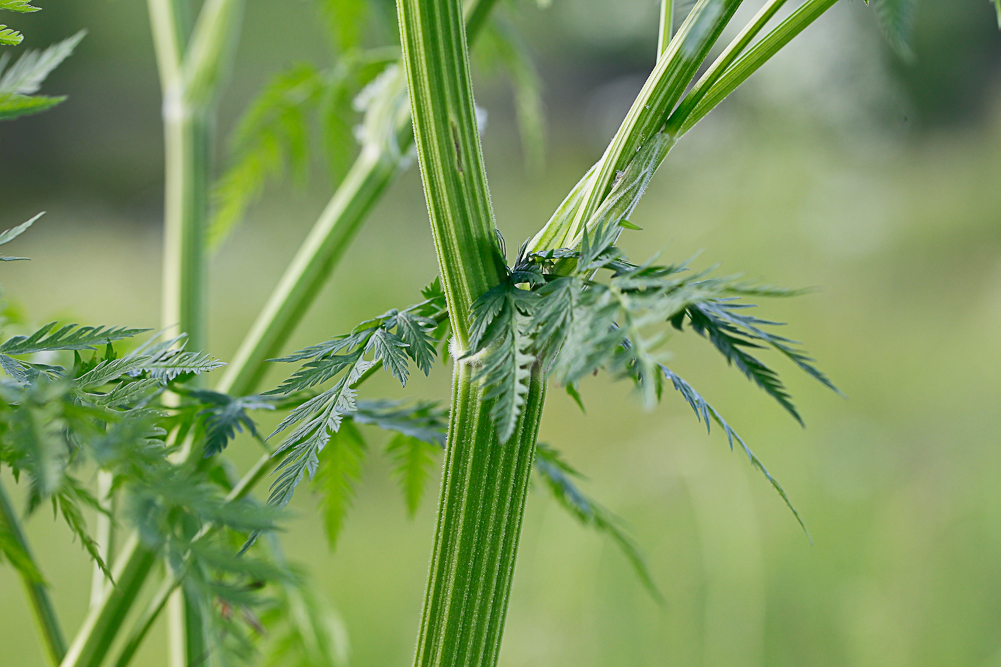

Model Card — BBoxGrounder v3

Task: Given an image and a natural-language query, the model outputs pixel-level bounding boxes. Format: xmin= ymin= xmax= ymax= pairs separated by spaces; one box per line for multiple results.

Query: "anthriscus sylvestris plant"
xmin=2 ymin=0 xmax=999 ymax=667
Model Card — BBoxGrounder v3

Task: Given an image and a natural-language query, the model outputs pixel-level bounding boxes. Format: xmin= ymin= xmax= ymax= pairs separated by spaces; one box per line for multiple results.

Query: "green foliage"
xmin=0 ymin=31 xmax=84 ymax=120
xmin=866 ymin=0 xmax=918 ymax=59
xmin=256 ymin=537 xmax=350 ymax=667
xmin=313 ymin=421 xmax=366 ymax=549
xmin=0 ymin=0 xmax=40 ymax=13
xmin=0 ymin=319 xmax=279 ymax=631
xmin=0 ymin=25 xmax=22 ymax=46
xmin=465 ymin=221 xmax=838 ymax=520
xmin=183 ymin=389 xmax=275 ymax=457
xmin=534 ymin=442 xmax=662 ymax=602
xmin=0 ymin=211 xmax=41 ymax=260
xmin=211 ymin=49 xmax=398 ymax=249
xmin=321 ymin=0 xmax=368 ymax=52
xmin=264 ymin=286 xmax=447 ymax=510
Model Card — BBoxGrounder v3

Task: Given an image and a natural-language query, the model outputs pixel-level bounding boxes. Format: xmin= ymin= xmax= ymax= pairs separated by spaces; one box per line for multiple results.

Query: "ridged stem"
xmin=677 ymin=0 xmax=841 ymax=136
xmin=0 ymin=477 xmax=66 ymax=666
xmin=396 ymin=0 xmax=506 ymax=348
xmin=414 ymin=363 xmax=545 ymax=667
xmin=396 ymin=0 xmax=547 ymax=665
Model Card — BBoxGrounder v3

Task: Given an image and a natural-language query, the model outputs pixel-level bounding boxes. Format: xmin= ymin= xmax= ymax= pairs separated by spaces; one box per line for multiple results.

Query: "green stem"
xmin=0 ymin=478 xmax=66 ymax=666
xmin=666 ymin=0 xmax=788 ymax=133
xmin=413 ymin=364 xmax=545 ymax=667
xmin=657 ymin=0 xmax=673 ymax=57
xmin=562 ymin=0 xmax=745 ymax=245
xmin=677 ymin=0 xmax=841 ymax=136
xmin=396 ymin=0 xmax=505 ymax=347
xmin=217 ymin=0 xmax=499 ymax=396
xmin=89 ymin=471 xmax=115 ymax=610
xmin=215 ymin=146 xmax=400 ymax=395
xmin=396 ymin=0 xmax=547 ymax=665
xmin=60 ymin=536 xmax=160 ymax=667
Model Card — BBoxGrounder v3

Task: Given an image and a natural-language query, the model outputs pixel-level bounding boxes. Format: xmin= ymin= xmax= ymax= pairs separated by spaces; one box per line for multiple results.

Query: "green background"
xmin=3 ymin=0 xmax=1001 ymax=665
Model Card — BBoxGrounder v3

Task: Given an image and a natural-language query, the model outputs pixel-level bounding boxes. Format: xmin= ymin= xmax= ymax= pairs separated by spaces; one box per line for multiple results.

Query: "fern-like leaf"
xmin=313 ymin=421 xmax=366 ymax=549
xmin=0 ymin=0 xmax=40 ymax=12
xmin=659 ymin=364 xmax=808 ymax=536
xmin=466 ymin=280 xmax=537 ymax=443
xmin=211 ymin=64 xmax=324 ymax=248
xmin=0 ymin=211 xmax=41 ymax=260
xmin=385 ymin=433 xmax=438 ymax=517
xmin=186 ymin=389 xmax=275 ymax=457
xmin=0 ymin=25 xmax=22 ymax=46
xmin=0 ymin=92 xmax=62 ymax=119
xmin=0 ymin=31 xmax=84 ymax=95
xmin=534 ymin=443 xmax=662 ymax=603
xmin=0 ymin=322 xmax=149 ymax=357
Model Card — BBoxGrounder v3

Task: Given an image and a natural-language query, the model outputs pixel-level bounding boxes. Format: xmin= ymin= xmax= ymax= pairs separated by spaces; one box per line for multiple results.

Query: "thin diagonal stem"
xmin=657 ymin=0 xmax=673 ymax=57
xmin=0 ymin=477 xmax=66 ymax=666
xmin=216 ymin=0 xmax=500 ymax=396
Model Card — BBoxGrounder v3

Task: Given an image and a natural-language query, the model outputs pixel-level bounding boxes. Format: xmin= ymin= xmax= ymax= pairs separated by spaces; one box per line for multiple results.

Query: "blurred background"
xmin=3 ymin=0 xmax=1001 ymax=665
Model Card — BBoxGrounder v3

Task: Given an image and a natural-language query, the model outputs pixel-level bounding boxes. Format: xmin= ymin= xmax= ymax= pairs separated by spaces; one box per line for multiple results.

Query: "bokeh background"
xmin=3 ymin=0 xmax=1001 ymax=665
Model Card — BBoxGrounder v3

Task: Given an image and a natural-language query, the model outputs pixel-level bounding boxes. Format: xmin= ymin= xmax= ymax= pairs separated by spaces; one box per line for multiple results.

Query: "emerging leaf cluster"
xmin=465 ymin=221 xmax=840 ymax=526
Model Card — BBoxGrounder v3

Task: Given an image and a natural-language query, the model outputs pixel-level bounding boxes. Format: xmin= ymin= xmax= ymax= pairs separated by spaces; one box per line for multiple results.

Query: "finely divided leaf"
xmin=211 ymin=64 xmax=324 ymax=249
xmin=366 ymin=328 xmax=410 ymax=386
xmin=386 ymin=433 xmax=438 ymax=516
xmin=534 ymin=443 xmax=662 ymax=603
xmin=187 ymin=389 xmax=275 ymax=457
xmin=0 ymin=322 xmax=149 ymax=357
xmin=394 ymin=312 xmax=437 ymax=375
xmin=659 ymin=364 xmax=808 ymax=535
xmin=0 ymin=0 xmax=40 ymax=12
xmin=0 ymin=25 xmax=22 ymax=46
xmin=353 ymin=399 xmax=447 ymax=446
xmin=0 ymin=31 xmax=85 ymax=95
xmin=466 ymin=281 xmax=537 ymax=443
xmin=313 ymin=422 xmax=366 ymax=549
xmin=0 ymin=212 xmax=42 ymax=260
xmin=0 ymin=92 xmax=62 ymax=119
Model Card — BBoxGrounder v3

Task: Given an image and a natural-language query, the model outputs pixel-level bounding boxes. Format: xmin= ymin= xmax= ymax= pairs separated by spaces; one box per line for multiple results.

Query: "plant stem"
xmin=215 ymin=145 xmax=400 ymax=395
xmin=562 ymin=0 xmax=745 ymax=243
xmin=677 ymin=0 xmax=841 ymax=136
xmin=0 ymin=478 xmax=66 ymax=666
xmin=60 ymin=536 xmax=160 ymax=667
xmin=396 ymin=0 xmax=506 ymax=347
xmin=396 ymin=0 xmax=547 ymax=665
xmin=657 ymin=0 xmax=673 ymax=57
xmin=666 ymin=0 xmax=789 ymax=134
xmin=413 ymin=364 xmax=545 ymax=667
xmin=216 ymin=0 xmax=500 ymax=397
xmin=89 ymin=471 xmax=115 ymax=609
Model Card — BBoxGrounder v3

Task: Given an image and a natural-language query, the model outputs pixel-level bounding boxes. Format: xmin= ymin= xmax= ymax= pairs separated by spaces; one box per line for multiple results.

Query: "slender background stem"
xmin=0 ymin=478 xmax=66 ymax=666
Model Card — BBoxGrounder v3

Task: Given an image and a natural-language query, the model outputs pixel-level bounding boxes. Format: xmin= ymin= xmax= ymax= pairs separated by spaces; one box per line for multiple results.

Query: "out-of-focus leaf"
xmin=313 ymin=421 xmax=366 ymax=550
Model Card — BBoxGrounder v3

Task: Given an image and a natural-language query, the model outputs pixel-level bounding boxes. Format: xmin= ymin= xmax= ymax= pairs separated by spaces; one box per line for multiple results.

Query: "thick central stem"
xmin=414 ymin=363 xmax=545 ymax=667
xmin=395 ymin=0 xmax=547 ymax=664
